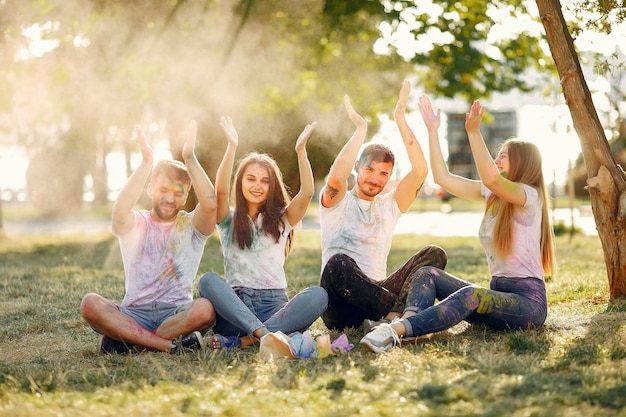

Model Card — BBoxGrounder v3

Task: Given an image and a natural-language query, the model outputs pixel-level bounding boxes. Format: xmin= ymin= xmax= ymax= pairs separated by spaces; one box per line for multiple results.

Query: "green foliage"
xmin=553 ymin=220 xmax=583 ymax=237
xmin=369 ymin=0 xmax=556 ymax=102
xmin=1 ymin=230 xmax=626 ymax=416
xmin=0 ymin=0 xmax=560 ymax=206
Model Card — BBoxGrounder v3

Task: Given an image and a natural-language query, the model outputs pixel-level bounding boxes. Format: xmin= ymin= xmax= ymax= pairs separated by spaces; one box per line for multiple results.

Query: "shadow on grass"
xmin=470 ymin=305 xmax=626 ymax=413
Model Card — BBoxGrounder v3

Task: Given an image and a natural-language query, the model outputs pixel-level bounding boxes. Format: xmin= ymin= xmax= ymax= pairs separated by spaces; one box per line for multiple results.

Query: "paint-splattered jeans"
xmin=401 ymin=266 xmax=547 ymax=338
xmin=320 ymin=245 xmax=448 ymax=331
xmin=198 ymin=272 xmax=328 ymax=337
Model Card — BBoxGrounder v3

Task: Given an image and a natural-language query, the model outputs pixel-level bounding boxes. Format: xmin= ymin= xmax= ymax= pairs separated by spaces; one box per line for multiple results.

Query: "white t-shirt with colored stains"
xmin=320 ymin=189 xmax=402 ymax=282
xmin=479 ymin=184 xmax=544 ymax=280
xmin=117 ymin=210 xmax=208 ymax=307
xmin=218 ymin=211 xmax=293 ymax=290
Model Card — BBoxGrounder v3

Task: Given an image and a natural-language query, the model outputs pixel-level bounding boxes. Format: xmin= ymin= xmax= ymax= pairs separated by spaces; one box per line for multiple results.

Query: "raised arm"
xmin=286 ymin=122 xmax=317 ymax=226
xmin=215 ymin=116 xmax=238 ymax=223
xmin=418 ymin=95 xmax=483 ymax=201
xmin=321 ymin=95 xmax=368 ymax=208
xmin=465 ymin=100 xmax=526 ymax=206
xmin=181 ymin=120 xmax=217 ymax=236
xmin=392 ymin=80 xmax=428 ymax=212
xmin=111 ymin=126 xmax=154 ymax=236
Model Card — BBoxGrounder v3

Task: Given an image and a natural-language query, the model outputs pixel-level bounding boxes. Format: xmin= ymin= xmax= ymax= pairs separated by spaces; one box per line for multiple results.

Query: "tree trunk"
xmin=536 ymin=0 xmax=626 ymax=300
xmin=0 ymin=189 xmax=3 ymax=231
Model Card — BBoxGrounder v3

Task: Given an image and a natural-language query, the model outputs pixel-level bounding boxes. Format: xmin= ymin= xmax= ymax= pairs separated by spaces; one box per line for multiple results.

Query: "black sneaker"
xmin=99 ymin=335 xmax=133 ymax=355
xmin=171 ymin=331 xmax=206 ymax=354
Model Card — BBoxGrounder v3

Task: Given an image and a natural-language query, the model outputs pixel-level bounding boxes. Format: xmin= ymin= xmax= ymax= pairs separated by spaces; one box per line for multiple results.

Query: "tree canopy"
xmin=1 ymin=0 xmax=557 ymax=213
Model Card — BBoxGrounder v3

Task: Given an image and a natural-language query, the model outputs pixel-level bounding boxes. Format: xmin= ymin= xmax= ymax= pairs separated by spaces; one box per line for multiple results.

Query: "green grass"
xmin=1 ymin=229 xmax=625 ymax=417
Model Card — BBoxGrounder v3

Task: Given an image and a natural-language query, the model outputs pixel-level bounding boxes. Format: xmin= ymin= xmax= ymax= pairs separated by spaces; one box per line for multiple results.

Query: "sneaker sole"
xmin=360 ymin=339 xmax=394 ymax=353
xmin=194 ymin=331 xmax=207 ymax=351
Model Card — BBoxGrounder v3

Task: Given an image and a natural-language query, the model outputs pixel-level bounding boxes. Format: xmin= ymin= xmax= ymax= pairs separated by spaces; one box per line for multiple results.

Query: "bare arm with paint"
xmin=111 ymin=126 xmax=154 ymax=236
xmin=215 ymin=116 xmax=238 ymax=224
xmin=419 ymin=95 xmax=482 ymax=201
xmin=321 ymin=95 xmax=368 ymax=208
xmin=393 ymin=80 xmax=429 ymax=212
xmin=465 ymin=101 xmax=526 ymax=206
xmin=286 ymin=122 xmax=317 ymax=226
xmin=181 ymin=120 xmax=217 ymax=236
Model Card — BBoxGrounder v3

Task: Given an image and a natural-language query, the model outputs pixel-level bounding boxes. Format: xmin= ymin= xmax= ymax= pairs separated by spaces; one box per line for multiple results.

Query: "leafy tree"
xmin=1 ymin=0 xmax=415 ymax=214
xmin=367 ymin=0 xmax=555 ymax=102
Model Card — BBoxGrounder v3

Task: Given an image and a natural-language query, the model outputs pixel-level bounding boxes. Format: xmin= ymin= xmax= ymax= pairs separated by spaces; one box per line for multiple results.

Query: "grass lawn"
xmin=1 ymin=227 xmax=625 ymax=417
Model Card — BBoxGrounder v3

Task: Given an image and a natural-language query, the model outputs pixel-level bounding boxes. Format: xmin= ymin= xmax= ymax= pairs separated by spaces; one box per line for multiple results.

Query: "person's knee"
xmin=310 ymin=286 xmax=329 ymax=310
xmin=325 ymin=254 xmax=354 ymax=272
xmin=321 ymin=253 xmax=354 ymax=287
xmin=413 ymin=265 xmax=440 ymax=281
xmin=192 ymin=298 xmax=216 ymax=330
xmin=80 ymin=293 xmax=101 ymax=321
xmin=423 ymin=244 xmax=448 ymax=269
xmin=197 ymin=272 xmax=223 ymax=298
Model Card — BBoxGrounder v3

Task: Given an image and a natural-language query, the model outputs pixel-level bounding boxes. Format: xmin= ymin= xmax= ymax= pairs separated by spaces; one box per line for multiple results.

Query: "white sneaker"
xmin=360 ymin=323 xmax=401 ymax=353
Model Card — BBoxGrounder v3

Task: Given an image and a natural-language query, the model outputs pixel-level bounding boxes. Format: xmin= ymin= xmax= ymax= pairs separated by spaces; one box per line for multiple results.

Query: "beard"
xmin=357 ymin=178 xmax=384 ymax=197
xmin=154 ymin=203 xmax=179 ymax=221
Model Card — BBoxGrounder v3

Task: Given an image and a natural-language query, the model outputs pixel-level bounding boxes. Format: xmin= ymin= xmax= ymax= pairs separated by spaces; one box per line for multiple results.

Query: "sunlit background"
xmin=1 ymin=1 xmax=624 ymax=214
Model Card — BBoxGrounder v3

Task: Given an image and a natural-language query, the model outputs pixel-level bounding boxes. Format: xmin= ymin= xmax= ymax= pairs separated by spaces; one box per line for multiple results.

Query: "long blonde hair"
xmin=486 ymin=139 xmax=555 ymax=275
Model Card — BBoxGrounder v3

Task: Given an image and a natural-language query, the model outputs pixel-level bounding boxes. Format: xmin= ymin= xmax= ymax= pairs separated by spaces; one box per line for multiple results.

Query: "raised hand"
xmin=344 ymin=94 xmax=367 ymax=128
xmin=219 ymin=116 xmax=238 ymax=148
xmin=181 ymin=120 xmax=198 ymax=162
xmin=135 ymin=125 xmax=154 ymax=166
xmin=295 ymin=122 xmax=317 ymax=154
xmin=418 ymin=95 xmax=441 ymax=131
xmin=394 ymin=79 xmax=411 ymax=118
xmin=465 ymin=100 xmax=485 ymax=134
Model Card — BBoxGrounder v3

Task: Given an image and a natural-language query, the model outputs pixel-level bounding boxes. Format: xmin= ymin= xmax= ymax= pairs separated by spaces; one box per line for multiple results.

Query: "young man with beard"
xmin=320 ymin=81 xmax=448 ymax=332
xmin=81 ymin=121 xmax=217 ymax=354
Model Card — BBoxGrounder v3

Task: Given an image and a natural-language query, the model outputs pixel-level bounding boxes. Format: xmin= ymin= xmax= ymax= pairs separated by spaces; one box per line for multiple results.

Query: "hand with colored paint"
xmin=219 ymin=116 xmax=238 ymax=149
xmin=344 ymin=94 xmax=367 ymax=129
xmin=465 ymin=100 xmax=484 ymax=135
xmin=295 ymin=122 xmax=316 ymax=154
xmin=393 ymin=79 xmax=411 ymax=120
xmin=135 ymin=125 xmax=154 ymax=166
xmin=181 ymin=120 xmax=198 ymax=163
xmin=418 ymin=95 xmax=441 ymax=132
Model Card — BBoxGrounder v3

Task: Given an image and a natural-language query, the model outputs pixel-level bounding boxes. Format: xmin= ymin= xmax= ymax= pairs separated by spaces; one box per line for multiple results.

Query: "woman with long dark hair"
xmin=198 ymin=117 xmax=327 ymax=350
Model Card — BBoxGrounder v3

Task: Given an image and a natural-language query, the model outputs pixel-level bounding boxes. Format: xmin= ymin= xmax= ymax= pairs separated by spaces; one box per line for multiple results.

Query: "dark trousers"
xmin=320 ymin=245 xmax=448 ymax=331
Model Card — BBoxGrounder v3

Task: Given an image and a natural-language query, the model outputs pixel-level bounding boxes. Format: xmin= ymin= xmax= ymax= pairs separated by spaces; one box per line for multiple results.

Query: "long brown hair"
xmin=485 ymin=139 xmax=555 ymax=275
xmin=231 ymin=153 xmax=294 ymax=255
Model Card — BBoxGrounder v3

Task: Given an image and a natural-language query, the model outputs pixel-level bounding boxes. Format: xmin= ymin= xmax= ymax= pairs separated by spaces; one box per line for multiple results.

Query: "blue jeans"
xmin=198 ymin=272 xmax=328 ymax=337
xmin=119 ymin=302 xmax=188 ymax=332
xmin=91 ymin=302 xmax=188 ymax=334
xmin=401 ymin=266 xmax=547 ymax=337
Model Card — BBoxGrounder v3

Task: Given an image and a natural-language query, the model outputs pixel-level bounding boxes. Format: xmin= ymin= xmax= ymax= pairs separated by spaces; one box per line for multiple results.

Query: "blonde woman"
xmin=361 ymin=97 xmax=556 ymax=353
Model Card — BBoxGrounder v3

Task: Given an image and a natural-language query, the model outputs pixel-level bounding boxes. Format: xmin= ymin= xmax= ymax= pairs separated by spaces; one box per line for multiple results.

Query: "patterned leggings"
xmin=402 ymin=266 xmax=547 ymax=337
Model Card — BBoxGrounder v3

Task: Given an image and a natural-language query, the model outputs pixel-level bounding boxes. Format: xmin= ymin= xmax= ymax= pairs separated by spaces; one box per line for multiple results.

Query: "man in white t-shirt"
xmin=80 ymin=121 xmax=217 ymax=354
xmin=320 ymin=82 xmax=447 ymax=331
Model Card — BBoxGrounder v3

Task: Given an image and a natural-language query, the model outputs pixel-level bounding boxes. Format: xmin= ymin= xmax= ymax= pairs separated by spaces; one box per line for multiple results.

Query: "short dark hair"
xmin=358 ymin=144 xmax=395 ymax=167
xmin=151 ymin=160 xmax=190 ymax=187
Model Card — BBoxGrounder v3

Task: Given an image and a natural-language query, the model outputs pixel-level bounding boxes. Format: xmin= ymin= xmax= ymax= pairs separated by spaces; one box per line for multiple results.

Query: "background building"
xmin=446 ymin=110 xmax=517 ymax=180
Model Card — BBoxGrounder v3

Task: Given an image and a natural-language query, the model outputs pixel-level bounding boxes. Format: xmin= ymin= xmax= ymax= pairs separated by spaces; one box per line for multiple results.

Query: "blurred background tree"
xmin=0 ymin=0 xmax=555 ymax=215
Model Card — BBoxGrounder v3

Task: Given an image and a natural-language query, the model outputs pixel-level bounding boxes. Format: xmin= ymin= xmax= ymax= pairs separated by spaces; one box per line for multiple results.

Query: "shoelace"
xmin=377 ymin=323 xmax=401 ymax=347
